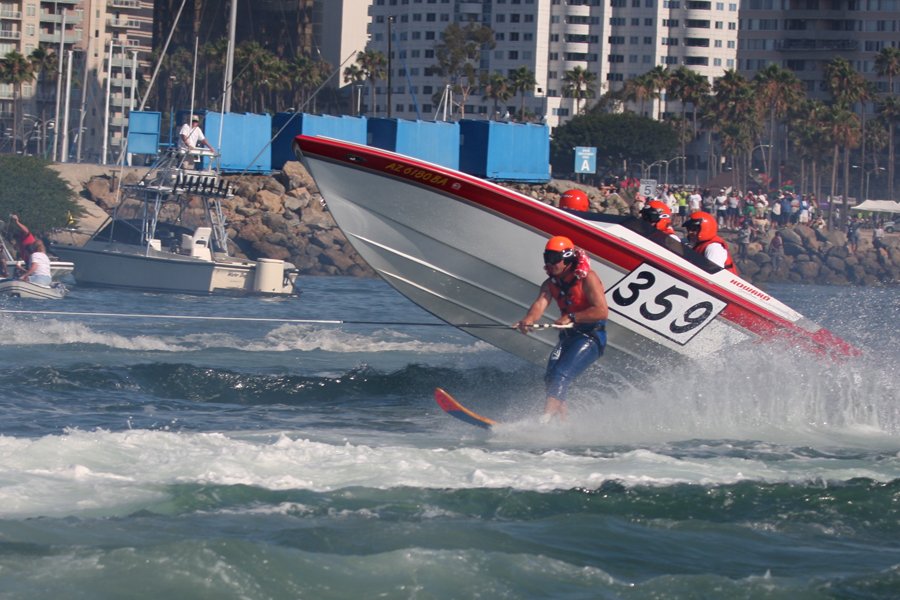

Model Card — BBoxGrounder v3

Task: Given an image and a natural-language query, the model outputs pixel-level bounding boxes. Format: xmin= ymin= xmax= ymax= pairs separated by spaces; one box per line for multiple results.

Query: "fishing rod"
xmin=0 ymin=308 xmax=572 ymax=330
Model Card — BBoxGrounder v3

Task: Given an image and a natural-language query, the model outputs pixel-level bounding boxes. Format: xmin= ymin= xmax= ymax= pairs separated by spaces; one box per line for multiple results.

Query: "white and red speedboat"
xmin=294 ymin=135 xmax=857 ymax=366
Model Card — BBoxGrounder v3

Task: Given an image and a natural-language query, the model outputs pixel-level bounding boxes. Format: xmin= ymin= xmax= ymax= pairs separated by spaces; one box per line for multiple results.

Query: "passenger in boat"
xmin=19 ymin=240 xmax=52 ymax=286
xmin=559 ymin=189 xmax=590 ymax=212
xmin=514 ymin=236 xmax=609 ymax=423
xmin=1 ymin=214 xmax=36 ymax=278
xmin=640 ymin=200 xmax=681 ymax=242
xmin=178 ymin=114 xmax=216 ymax=166
xmin=684 ymin=211 xmax=738 ymax=274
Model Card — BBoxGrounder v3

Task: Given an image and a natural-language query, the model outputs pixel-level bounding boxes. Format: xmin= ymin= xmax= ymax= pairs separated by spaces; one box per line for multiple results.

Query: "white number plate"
xmin=607 ymin=264 xmax=726 ymax=345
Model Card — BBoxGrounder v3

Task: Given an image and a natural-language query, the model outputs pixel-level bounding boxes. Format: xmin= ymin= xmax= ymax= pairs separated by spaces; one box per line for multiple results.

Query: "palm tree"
xmin=481 ymin=72 xmax=511 ymax=120
xmin=644 ymin=65 xmax=670 ymax=120
xmin=621 ymin=74 xmax=653 ymax=116
xmin=875 ymin=47 xmax=900 ymax=199
xmin=824 ymin=105 xmax=861 ymax=226
xmin=354 ymin=49 xmax=387 ymax=116
xmin=28 ymin=46 xmax=57 ymax=156
xmin=824 ymin=57 xmax=870 ymax=205
xmin=343 ymin=63 xmax=366 ymax=115
xmin=876 ymin=95 xmax=900 ymax=201
xmin=0 ymin=51 xmax=35 ymax=154
xmin=561 ymin=66 xmax=596 ymax=116
xmin=706 ymin=69 xmax=757 ymax=189
xmin=507 ymin=66 xmax=536 ymax=121
xmin=668 ymin=66 xmax=710 ymax=183
xmin=789 ymin=100 xmax=831 ymax=200
xmin=752 ymin=64 xmax=804 ymax=187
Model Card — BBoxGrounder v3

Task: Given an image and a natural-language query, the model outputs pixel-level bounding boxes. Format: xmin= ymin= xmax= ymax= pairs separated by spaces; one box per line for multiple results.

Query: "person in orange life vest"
xmin=684 ymin=211 xmax=738 ymax=274
xmin=514 ymin=236 xmax=609 ymax=422
xmin=1 ymin=214 xmax=37 ymax=278
xmin=559 ymin=189 xmax=590 ymax=212
xmin=640 ymin=200 xmax=681 ymax=242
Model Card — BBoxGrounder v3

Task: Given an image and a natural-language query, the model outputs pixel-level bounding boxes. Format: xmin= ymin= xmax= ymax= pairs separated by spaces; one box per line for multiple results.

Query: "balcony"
xmin=0 ymin=9 xmax=22 ymax=20
xmin=0 ymin=29 xmax=21 ymax=40
xmin=776 ymin=38 xmax=858 ymax=52
xmin=108 ymin=18 xmax=141 ymax=28
xmin=108 ymin=0 xmax=143 ymax=7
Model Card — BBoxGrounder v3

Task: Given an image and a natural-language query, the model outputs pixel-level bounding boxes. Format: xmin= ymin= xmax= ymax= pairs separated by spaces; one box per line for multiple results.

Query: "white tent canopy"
xmin=851 ymin=200 xmax=900 ymax=213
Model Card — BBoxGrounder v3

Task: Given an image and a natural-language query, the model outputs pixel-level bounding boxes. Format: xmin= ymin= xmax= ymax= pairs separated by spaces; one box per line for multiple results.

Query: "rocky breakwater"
xmin=79 ymin=166 xmax=897 ymax=285
xmin=732 ymin=225 xmax=898 ymax=286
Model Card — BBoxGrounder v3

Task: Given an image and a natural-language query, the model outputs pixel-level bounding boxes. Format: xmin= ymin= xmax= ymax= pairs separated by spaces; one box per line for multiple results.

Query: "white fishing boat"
xmin=0 ymin=278 xmax=67 ymax=299
xmin=294 ymin=135 xmax=857 ymax=366
xmin=51 ymin=148 xmax=298 ymax=296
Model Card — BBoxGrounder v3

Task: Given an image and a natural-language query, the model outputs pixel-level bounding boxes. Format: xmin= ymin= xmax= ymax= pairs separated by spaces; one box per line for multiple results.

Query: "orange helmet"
xmin=640 ymin=200 xmax=671 ymax=224
xmin=543 ymin=235 xmax=576 ymax=265
xmin=560 ymin=189 xmax=589 ymax=211
xmin=684 ymin=211 xmax=718 ymax=242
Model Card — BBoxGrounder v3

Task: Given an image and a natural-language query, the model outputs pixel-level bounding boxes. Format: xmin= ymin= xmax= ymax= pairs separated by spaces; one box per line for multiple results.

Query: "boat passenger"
xmin=1 ymin=214 xmax=36 ymax=278
xmin=684 ymin=211 xmax=738 ymax=274
xmin=559 ymin=189 xmax=590 ymax=212
xmin=19 ymin=240 xmax=52 ymax=287
xmin=178 ymin=114 xmax=217 ymax=166
xmin=514 ymin=236 xmax=609 ymax=423
xmin=640 ymin=200 xmax=681 ymax=242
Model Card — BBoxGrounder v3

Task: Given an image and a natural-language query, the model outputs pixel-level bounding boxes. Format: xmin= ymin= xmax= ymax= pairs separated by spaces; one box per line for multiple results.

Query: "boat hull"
xmin=51 ymin=241 xmax=277 ymax=295
xmin=0 ymin=279 xmax=67 ymax=299
xmin=294 ymin=135 xmax=856 ymax=366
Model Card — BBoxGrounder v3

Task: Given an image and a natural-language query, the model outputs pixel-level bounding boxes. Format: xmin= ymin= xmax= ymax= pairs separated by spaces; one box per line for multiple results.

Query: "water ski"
xmin=434 ymin=388 xmax=497 ymax=430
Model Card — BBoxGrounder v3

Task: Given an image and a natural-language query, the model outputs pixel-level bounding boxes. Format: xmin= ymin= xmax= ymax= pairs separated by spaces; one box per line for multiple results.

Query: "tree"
xmin=343 ymin=63 xmax=366 ymax=116
xmin=433 ymin=23 xmax=494 ymax=119
xmin=703 ymin=70 xmax=757 ymax=190
xmin=481 ymin=72 xmax=511 ymax=120
xmin=824 ymin=57 xmax=869 ymax=211
xmin=0 ymin=156 xmax=80 ymax=231
xmin=550 ymin=111 xmax=678 ymax=177
xmin=644 ymin=65 xmax=670 ymax=120
xmin=507 ymin=66 xmax=536 ymax=121
xmin=875 ymin=47 xmax=900 ymax=199
xmin=824 ymin=105 xmax=861 ymax=226
xmin=668 ymin=66 xmax=711 ymax=183
xmin=561 ymin=66 xmax=596 ymax=116
xmin=789 ymin=100 xmax=831 ymax=200
xmin=0 ymin=51 xmax=35 ymax=155
xmin=28 ymin=46 xmax=58 ymax=156
xmin=752 ymin=64 xmax=804 ymax=187
xmin=621 ymin=72 xmax=656 ymax=117
xmin=354 ymin=49 xmax=387 ymax=116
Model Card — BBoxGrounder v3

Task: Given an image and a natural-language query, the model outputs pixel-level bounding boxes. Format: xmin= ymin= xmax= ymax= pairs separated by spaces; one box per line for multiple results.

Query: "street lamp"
xmin=752 ymin=144 xmax=772 ymax=175
xmin=662 ymin=155 xmax=685 ymax=185
xmin=852 ymin=165 xmax=887 ymax=200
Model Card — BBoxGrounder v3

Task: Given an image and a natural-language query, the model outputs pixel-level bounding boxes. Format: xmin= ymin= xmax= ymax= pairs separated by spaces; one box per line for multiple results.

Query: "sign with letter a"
xmin=574 ymin=147 xmax=597 ymax=174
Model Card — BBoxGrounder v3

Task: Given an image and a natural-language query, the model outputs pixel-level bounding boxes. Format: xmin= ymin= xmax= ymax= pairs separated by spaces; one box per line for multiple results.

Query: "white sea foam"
xmin=0 ymin=316 xmax=492 ymax=355
xmin=1 ymin=428 xmax=898 ymax=520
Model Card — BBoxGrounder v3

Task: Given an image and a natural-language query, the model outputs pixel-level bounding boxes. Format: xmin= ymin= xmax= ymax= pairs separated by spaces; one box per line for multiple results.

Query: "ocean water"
xmin=0 ymin=276 xmax=898 ymax=600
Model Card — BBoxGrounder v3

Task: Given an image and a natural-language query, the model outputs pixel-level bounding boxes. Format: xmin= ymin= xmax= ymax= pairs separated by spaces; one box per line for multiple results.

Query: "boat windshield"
xmin=562 ymin=210 xmax=725 ymax=275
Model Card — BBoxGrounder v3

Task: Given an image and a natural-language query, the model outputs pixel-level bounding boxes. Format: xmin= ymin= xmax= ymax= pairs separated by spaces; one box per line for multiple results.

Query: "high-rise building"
xmin=364 ymin=0 xmax=740 ymax=127
xmin=1 ymin=0 xmax=152 ymax=162
xmin=737 ymin=1 xmax=900 ymax=98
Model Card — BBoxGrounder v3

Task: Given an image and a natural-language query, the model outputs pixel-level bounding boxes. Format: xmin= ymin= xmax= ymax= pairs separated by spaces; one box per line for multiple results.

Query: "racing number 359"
xmin=607 ymin=265 xmax=726 ymax=345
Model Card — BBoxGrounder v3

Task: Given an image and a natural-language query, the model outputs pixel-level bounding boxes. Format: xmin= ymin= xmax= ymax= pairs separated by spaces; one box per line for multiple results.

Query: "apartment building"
xmin=364 ymin=0 xmax=740 ymax=127
xmin=738 ymin=0 xmax=900 ymax=98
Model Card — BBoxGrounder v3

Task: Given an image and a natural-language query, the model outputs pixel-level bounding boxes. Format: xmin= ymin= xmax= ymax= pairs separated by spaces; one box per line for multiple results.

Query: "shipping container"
xmin=126 ymin=111 xmax=162 ymax=155
xmin=272 ymin=113 xmax=368 ymax=170
xmin=204 ymin=112 xmax=272 ymax=173
xmin=458 ymin=120 xmax=550 ymax=183
xmin=367 ymin=118 xmax=460 ymax=170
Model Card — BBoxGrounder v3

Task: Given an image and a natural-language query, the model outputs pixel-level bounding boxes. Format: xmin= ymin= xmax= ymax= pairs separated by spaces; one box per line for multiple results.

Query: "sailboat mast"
xmin=222 ymin=0 xmax=237 ymax=114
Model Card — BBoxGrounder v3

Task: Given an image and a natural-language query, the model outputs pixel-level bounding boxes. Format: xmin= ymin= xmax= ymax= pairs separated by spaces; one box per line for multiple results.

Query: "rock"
xmin=253 ymin=189 xmax=283 ymax=213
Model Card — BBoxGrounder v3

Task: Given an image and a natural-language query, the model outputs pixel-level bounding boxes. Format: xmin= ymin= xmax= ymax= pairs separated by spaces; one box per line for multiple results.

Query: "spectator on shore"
xmin=769 ymin=231 xmax=785 ymax=272
xmin=847 ymin=218 xmax=861 ymax=254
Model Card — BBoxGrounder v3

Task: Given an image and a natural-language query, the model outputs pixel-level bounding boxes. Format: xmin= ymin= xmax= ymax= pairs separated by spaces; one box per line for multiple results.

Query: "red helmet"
xmin=543 ymin=235 xmax=576 ymax=265
xmin=560 ymin=189 xmax=589 ymax=211
xmin=684 ymin=211 xmax=718 ymax=242
xmin=640 ymin=200 xmax=671 ymax=224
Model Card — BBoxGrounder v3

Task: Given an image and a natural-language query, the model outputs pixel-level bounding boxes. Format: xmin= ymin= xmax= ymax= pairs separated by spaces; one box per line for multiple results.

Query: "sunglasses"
xmin=543 ymin=250 xmax=566 ymax=265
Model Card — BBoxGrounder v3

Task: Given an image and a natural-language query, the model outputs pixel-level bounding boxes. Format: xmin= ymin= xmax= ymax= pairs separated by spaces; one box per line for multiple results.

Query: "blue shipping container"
xmin=458 ymin=120 xmax=550 ymax=183
xmin=126 ymin=111 xmax=162 ymax=155
xmin=272 ymin=113 xmax=368 ymax=169
xmin=367 ymin=118 xmax=460 ymax=170
xmin=204 ymin=112 xmax=272 ymax=173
